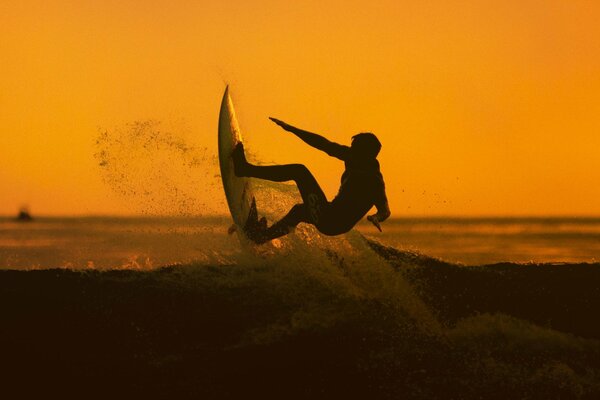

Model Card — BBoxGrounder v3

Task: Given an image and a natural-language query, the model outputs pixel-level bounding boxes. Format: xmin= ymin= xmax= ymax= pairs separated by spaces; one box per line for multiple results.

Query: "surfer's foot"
xmin=243 ymin=200 xmax=269 ymax=244
xmin=243 ymin=198 xmax=262 ymax=240
xmin=244 ymin=218 xmax=268 ymax=244
xmin=232 ymin=143 xmax=250 ymax=177
xmin=245 ymin=227 xmax=268 ymax=244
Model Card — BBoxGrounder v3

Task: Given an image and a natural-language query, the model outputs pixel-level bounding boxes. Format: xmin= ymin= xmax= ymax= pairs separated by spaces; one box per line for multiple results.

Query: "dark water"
xmin=1 ymin=216 xmax=599 ymax=269
xmin=2 ymin=236 xmax=599 ymax=399
xmin=2 ymin=216 xmax=600 ymax=398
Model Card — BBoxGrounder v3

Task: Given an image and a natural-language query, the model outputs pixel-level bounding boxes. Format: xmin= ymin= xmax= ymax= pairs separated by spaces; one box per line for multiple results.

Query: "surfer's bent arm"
xmin=270 ymin=117 xmax=349 ymax=160
xmin=367 ymin=200 xmax=390 ymax=232
xmin=368 ymin=184 xmax=391 ymax=227
xmin=372 ymin=201 xmax=391 ymax=222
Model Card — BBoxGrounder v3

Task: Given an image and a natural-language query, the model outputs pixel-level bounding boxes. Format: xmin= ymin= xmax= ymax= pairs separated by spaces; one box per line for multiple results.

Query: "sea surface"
xmin=3 ymin=215 xmax=600 ymax=398
xmin=1 ymin=216 xmax=599 ymax=269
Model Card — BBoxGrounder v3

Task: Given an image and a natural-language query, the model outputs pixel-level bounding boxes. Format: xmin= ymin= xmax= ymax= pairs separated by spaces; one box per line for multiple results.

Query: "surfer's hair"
xmin=351 ymin=132 xmax=381 ymax=158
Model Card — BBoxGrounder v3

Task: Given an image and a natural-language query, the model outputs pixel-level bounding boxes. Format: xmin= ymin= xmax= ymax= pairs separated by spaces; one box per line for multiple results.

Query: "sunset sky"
xmin=1 ymin=0 xmax=599 ymax=216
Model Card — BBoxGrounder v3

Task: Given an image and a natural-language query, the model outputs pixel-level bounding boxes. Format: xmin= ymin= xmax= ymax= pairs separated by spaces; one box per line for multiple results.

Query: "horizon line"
xmin=2 ymin=213 xmax=600 ymax=220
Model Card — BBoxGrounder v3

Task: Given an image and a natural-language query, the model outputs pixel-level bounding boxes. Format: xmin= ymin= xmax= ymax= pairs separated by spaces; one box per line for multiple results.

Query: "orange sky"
xmin=1 ymin=0 xmax=599 ymax=216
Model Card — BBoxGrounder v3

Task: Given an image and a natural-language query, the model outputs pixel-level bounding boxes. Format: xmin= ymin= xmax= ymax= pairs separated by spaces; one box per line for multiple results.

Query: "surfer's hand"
xmin=269 ymin=117 xmax=291 ymax=131
xmin=367 ymin=215 xmax=382 ymax=232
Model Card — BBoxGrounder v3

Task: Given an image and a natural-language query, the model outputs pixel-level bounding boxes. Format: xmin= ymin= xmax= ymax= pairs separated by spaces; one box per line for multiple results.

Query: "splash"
xmin=95 ymin=120 xmax=223 ymax=215
xmin=218 ymin=177 xmax=443 ymax=339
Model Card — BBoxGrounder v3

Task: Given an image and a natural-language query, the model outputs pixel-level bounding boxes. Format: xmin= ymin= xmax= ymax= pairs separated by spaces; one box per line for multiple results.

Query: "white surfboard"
xmin=218 ymin=86 xmax=254 ymax=239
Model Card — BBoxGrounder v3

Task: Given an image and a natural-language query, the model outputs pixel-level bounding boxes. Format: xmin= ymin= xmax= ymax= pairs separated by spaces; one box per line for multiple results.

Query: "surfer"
xmin=232 ymin=118 xmax=390 ymax=244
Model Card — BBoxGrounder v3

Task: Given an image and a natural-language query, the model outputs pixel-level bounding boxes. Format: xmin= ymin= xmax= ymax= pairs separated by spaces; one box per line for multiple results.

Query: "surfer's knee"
xmin=285 ymin=203 xmax=308 ymax=225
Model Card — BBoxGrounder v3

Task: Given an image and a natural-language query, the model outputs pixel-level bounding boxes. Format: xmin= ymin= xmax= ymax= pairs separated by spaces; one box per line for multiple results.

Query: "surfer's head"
xmin=351 ymin=132 xmax=381 ymax=159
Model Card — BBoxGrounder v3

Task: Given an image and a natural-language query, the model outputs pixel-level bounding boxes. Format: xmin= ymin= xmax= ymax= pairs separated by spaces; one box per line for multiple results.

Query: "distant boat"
xmin=16 ymin=208 xmax=33 ymax=222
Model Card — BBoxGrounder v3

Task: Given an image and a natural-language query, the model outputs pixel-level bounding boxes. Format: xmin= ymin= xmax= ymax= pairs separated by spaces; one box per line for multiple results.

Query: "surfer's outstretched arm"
xmin=269 ymin=117 xmax=349 ymax=160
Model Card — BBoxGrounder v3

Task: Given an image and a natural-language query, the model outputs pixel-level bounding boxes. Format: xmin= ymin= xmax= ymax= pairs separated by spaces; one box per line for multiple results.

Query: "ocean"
xmin=1 ymin=216 xmax=599 ymax=269
xmin=2 ymin=214 xmax=600 ymax=398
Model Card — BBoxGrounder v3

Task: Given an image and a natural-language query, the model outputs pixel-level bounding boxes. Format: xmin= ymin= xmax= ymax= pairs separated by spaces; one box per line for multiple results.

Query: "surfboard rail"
xmin=218 ymin=86 xmax=254 ymax=240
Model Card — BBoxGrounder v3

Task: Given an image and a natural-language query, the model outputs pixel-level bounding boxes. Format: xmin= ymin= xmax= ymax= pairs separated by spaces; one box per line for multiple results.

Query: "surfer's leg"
xmin=242 ymin=163 xmax=328 ymax=226
xmin=233 ymin=143 xmax=328 ymax=243
xmin=249 ymin=203 xmax=310 ymax=244
xmin=233 ymin=144 xmax=327 ymax=205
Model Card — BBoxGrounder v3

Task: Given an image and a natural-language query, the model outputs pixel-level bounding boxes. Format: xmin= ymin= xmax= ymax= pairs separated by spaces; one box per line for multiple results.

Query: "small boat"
xmin=16 ymin=207 xmax=33 ymax=222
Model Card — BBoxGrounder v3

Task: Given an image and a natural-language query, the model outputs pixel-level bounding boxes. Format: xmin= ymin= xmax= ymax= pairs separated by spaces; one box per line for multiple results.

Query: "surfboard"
xmin=218 ymin=86 xmax=254 ymax=239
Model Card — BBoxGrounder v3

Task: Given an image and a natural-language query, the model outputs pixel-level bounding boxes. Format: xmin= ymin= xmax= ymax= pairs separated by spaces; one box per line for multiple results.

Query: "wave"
xmin=2 ymin=182 xmax=600 ymax=398
xmin=3 ymin=222 xmax=600 ymax=398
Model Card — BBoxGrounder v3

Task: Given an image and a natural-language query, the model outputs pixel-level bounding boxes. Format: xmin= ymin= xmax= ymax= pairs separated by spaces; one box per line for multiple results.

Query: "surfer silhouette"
xmin=232 ymin=117 xmax=390 ymax=244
